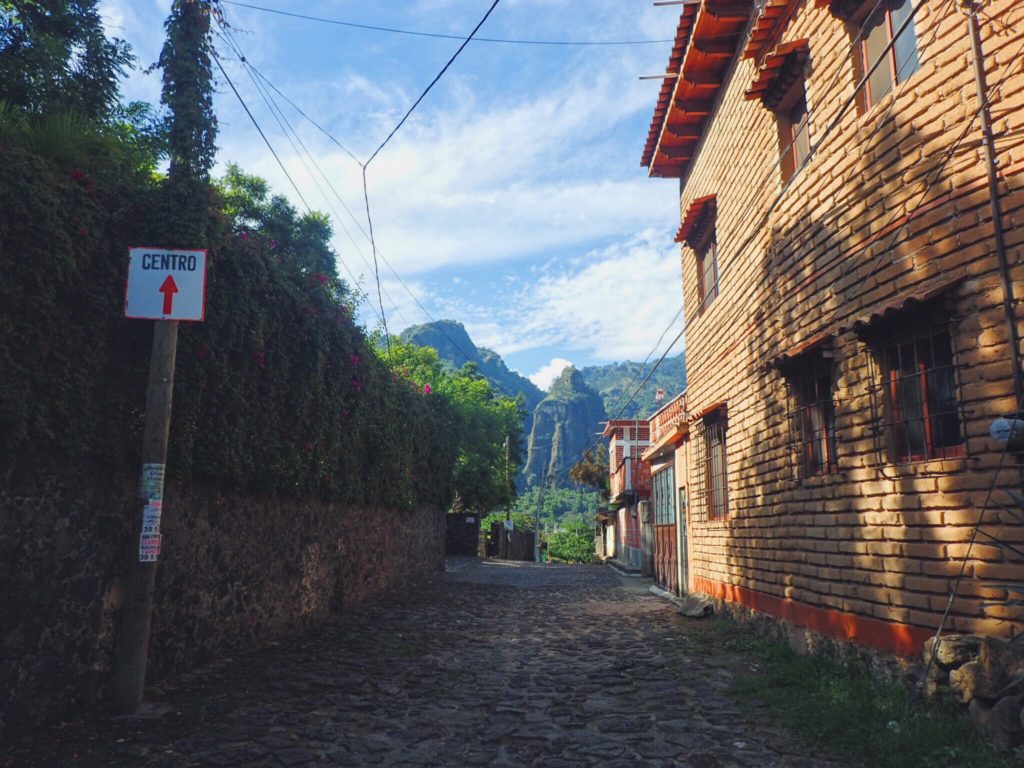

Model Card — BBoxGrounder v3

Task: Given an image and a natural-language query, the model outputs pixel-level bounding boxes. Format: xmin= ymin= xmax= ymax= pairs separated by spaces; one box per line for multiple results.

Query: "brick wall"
xmin=0 ymin=455 xmax=445 ymax=742
xmin=655 ymin=0 xmax=1024 ymax=651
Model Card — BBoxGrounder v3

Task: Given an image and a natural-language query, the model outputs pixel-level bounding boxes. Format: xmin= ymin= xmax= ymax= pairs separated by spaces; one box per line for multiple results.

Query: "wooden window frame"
xmin=695 ymin=225 xmax=719 ymax=314
xmin=653 ymin=466 xmax=676 ymax=525
xmin=850 ymin=0 xmax=921 ymax=111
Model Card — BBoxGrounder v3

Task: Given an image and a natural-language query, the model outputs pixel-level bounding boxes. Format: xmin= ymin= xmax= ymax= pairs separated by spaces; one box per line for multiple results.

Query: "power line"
xmin=211 ymin=46 xmax=386 ymax=325
xmin=221 ymin=0 xmax=673 ymax=46
xmin=362 ymin=0 xmax=503 ymax=366
xmin=214 ymin=24 xmax=524 ymax=400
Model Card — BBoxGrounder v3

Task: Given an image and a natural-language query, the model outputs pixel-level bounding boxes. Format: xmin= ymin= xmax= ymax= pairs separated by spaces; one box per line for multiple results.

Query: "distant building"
xmin=642 ymin=0 xmax=1024 ymax=655
xmin=643 ymin=392 xmax=690 ymax=595
xmin=603 ymin=420 xmax=652 ymax=573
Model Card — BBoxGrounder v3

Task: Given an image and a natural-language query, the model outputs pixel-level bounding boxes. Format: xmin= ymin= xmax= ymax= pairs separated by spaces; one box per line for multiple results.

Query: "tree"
xmin=569 ymin=444 xmax=610 ymax=500
xmin=384 ymin=340 xmax=525 ymax=513
xmin=0 ymin=0 xmax=134 ymax=118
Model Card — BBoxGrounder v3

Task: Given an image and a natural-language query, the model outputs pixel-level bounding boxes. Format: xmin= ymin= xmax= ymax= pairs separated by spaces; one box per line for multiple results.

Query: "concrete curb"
xmin=605 ymin=559 xmax=644 ymax=578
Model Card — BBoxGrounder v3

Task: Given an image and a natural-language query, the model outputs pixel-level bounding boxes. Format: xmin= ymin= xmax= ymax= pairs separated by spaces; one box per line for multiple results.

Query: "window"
xmin=879 ymin=326 xmax=963 ymax=462
xmin=701 ymin=413 xmax=728 ymax=520
xmin=853 ymin=0 xmax=920 ymax=110
xmin=789 ymin=366 xmax=838 ymax=476
xmin=652 ymin=467 xmax=676 ymax=525
xmin=696 ymin=228 xmax=719 ymax=311
xmin=780 ymin=91 xmax=811 ymax=182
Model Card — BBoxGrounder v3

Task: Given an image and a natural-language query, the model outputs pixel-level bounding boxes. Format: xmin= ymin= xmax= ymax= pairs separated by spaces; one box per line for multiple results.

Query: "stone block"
xmin=923 ymin=634 xmax=982 ymax=670
xmin=950 ymin=660 xmax=982 ymax=703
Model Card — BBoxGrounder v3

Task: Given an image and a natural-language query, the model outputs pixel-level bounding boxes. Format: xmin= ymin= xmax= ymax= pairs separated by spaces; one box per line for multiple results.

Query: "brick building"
xmin=643 ymin=0 xmax=1024 ymax=655
xmin=603 ymin=420 xmax=652 ymax=572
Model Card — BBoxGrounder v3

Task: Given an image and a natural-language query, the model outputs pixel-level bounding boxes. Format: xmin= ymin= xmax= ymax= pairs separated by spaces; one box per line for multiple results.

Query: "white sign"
xmin=139 ymin=533 xmax=162 ymax=562
xmin=504 ymin=520 xmax=514 ymax=531
xmin=139 ymin=463 xmax=166 ymax=500
xmin=125 ymin=247 xmax=207 ymax=321
xmin=142 ymin=502 xmax=162 ymax=536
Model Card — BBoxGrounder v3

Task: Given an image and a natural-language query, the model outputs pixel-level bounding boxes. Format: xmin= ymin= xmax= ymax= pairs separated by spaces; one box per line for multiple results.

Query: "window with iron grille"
xmin=850 ymin=0 xmax=920 ymax=110
xmin=878 ymin=326 xmax=964 ymax=462
xmin=786 ymin=364 xmax=838 ymax=477
xmin=652 ymin=467 xmax=676 ymax=525
xmin=696 ymin=412 xmax=728 ymax=521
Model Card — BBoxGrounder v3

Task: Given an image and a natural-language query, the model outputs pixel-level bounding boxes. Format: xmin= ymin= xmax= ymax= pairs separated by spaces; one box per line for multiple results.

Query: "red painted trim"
xmin=692 ymin=575 xmax=933 ymax=657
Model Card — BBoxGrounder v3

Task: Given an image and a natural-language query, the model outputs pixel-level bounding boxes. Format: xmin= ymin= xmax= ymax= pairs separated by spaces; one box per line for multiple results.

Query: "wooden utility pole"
xmin=112 ymin=321 xmax=179 ymax=714
xmin=112 ymin=0 xmax=215 ymax=715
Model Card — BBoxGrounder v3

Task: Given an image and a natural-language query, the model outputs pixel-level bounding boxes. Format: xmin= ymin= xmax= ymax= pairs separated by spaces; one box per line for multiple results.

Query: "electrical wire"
xmin=221 ymin=0 xmax=673 ymax=46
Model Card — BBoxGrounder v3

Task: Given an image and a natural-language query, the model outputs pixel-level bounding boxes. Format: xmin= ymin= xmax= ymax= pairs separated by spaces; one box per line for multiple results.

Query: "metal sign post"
xmin=113 ymin=247 xmax=206 ymax=714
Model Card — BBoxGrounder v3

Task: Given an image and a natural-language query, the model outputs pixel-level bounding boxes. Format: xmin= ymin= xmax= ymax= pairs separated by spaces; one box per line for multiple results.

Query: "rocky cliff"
xmin=522 ymin=367 xmax=607 ymax=488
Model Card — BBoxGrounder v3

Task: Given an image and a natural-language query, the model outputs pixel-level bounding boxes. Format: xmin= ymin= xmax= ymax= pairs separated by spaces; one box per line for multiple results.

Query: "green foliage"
xmin=512 ymin=486 xmax=600 ymax=527
xmin=481 ymin=511 xmax=536 ymax=533
xmin=0 ymin=0 xmax=134 ymax=118
xmin=569 ymin=445 xmax=610 ymax=500
xmin=0 ymin=145 xmax=458 ymax=509
xmin=384 ymin=340 xmax=525 ymax=513
xmin=157 ymin=0 xmax=219 ymax=246
xmin=546 ymin=521 xmax=594 ymax=564
xmin=689 ymin=617 xmax=1016 ymax=768
xmin=580 ymin=355 xmax=686 ymax=419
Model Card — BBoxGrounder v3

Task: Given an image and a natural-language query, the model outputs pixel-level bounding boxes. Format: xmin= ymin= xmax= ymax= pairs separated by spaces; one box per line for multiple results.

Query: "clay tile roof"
xmin=765 ymin=326 xmax=836 ymax=370
xmin=674 ymin=194 xmax=717 ymax=244
xmin=641 ymin=4 xmax=700 ymax=170
xmin=642 ymin=1 xmax=754 ymax=179
xmin=744 ymin=38 xmax=809 ymax=101
xmin=840 ymin=274 xmax=966 ymax=333
xmin=742 ymin=0 xmax=801 ymax=61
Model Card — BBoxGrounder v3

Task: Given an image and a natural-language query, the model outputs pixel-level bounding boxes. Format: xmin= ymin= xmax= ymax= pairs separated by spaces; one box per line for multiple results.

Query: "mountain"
xmin=399 ymin=320 xmax=543 ymax=410
xmin=580 ymin=354 xmax=686 ymax=420
xmin=522 ymin=367 xmax=607 ymax=488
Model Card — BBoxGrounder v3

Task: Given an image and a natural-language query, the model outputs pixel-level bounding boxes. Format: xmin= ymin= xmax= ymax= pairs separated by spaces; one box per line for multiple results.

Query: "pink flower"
xmin=269 ymin=239 xmax=278 ymax=249
xmin=313 ymin=273 xmax=328 ymax=285
xmin=351 ymin=377 xmax=362 ymax=391
xmin=341 ymin=408 xmax=350 ymax=418
xmin=350 ymin=354 xmax=361 ymax=366
xmin=239 ymin=231 xmax=249 ymax=241
xmin=423 ymin=383 xmax=432 ymax=395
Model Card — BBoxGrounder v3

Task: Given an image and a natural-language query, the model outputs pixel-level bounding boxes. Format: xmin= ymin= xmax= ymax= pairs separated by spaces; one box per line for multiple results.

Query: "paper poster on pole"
xmin=141 ymin=502 xmax=162 ymax=535
xmin=138 ymin=534 xmax=162 ymax=562
xmin=139 ymin=463 xmax=166 ymax=500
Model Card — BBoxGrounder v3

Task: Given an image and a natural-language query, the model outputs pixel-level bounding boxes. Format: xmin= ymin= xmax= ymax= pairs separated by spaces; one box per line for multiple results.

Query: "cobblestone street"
xmin=3 ymin=560 xmax=845 ymax=767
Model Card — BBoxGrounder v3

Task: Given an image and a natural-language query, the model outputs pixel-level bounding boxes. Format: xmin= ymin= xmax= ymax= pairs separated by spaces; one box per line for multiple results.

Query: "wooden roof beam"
xmin=666 ymin=124 xmax=703 ymax=139
xmin=673 ymin=97 xmax=713 ymax=115
xmin=693 ymin=36 xmax=739 ymax=56
xmin=705 ymin=2 xmax=752 ymax=21
xmin=659 ymin=146 xmax=693 ymax=159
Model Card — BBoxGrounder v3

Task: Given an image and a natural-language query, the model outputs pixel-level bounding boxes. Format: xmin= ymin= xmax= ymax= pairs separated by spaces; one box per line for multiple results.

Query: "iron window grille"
xmin=786 ymin=365 xmax=838 ymax=477
xmin=877 ymin=325 xmax=964 ymax=462
xmin=700 ymin=413 xmax=728 ymax=521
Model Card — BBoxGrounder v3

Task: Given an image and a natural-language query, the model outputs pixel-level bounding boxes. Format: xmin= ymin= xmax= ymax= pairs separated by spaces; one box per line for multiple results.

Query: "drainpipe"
xmin=964 ymin=2 xmax=1024 ymax=412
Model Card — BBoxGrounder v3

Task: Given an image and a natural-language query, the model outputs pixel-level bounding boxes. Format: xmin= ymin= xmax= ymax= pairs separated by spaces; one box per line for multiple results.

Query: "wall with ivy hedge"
xmin=0 ymin=142 xmax=460 ymax=740
xmin=0 ymin=143 xmax=459 ymax=507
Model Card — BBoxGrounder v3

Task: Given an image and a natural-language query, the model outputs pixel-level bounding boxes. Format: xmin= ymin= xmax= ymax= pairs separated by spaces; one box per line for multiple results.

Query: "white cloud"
xmin=441 ymin=229 xmax=685 ymax=363
xmin=529 ymin=358 xmax=573 ymax=390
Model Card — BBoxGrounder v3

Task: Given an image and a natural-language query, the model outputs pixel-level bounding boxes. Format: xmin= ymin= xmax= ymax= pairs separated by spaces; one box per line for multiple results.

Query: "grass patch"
xmin=688 ymin=617 xmax=1022 ymax=768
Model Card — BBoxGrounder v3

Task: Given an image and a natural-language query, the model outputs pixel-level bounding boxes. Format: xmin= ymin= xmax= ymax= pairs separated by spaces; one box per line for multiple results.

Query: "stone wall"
xmin=661 ymin=0 xmax=1024 ymax=650
xmin=0 ymin=455 xmax=445 ymax=743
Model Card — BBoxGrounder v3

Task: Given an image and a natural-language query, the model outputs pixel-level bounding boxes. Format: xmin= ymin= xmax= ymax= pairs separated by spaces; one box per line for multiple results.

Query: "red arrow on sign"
xmin=159 ymin=275 xmax=178 ymax=315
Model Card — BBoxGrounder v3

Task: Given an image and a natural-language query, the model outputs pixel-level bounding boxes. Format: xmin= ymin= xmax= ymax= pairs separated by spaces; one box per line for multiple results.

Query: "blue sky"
xmin=99 ymin=0 xmax=686 ymax=389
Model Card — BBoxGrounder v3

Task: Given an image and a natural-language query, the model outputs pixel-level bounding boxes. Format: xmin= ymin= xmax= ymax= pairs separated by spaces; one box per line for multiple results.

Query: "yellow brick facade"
xmin=651 ymin=0 xmax=1024 ymax=647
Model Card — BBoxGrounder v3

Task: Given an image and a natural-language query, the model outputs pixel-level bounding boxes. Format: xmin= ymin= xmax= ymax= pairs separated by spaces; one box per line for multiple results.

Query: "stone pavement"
xmin=2 ymin=559 xmax=846 ymax=767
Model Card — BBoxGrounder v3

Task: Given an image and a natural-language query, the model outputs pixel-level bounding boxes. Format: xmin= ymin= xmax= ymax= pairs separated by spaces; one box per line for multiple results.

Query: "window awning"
xmin=743 ymin=0 xmax=802 ymax=61
xmin=743 ymin=39 xmax=809 ymax=106
xmin=690 ymin=400 xmax=728 ymax=423
xmin=765 ymin=325 xmax=836 ymax=370
xmin=675 ymin=194 xmax=717 ymax=246
xmin=839 ymin=274 xmax=966 ymax=334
